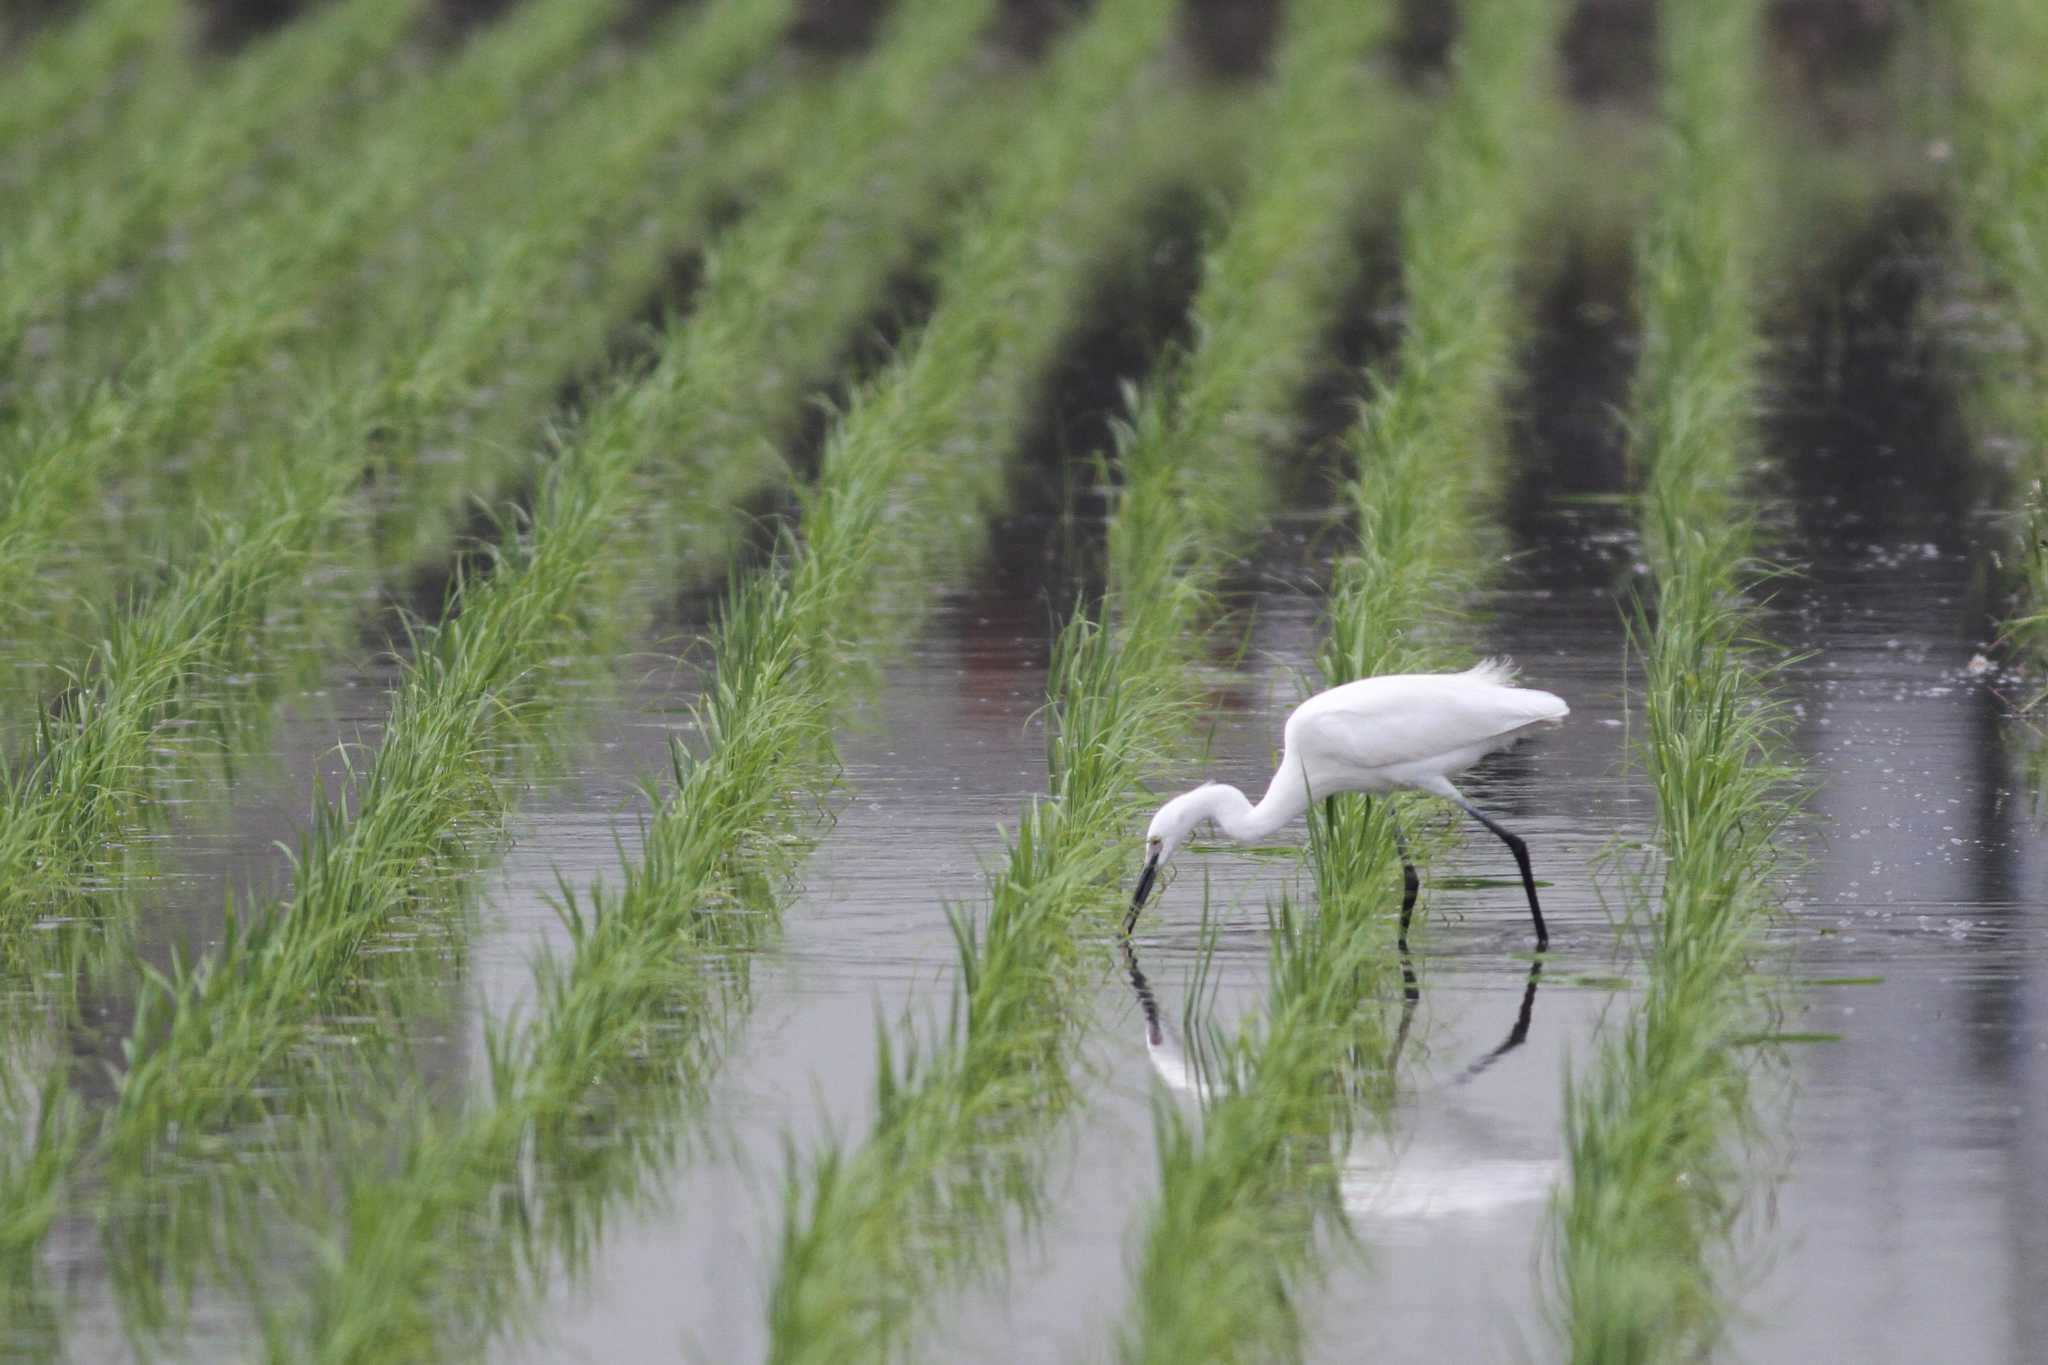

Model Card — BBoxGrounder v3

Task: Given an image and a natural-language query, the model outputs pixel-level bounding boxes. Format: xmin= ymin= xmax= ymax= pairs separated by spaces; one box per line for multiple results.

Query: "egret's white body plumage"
xmin=1129 ymin=660 xmax=1568 ymax=945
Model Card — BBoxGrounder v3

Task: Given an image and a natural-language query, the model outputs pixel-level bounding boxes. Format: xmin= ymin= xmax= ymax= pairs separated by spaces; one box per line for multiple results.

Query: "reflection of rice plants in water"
xmin=1117 ymin=0 xmax=1565 ymax=1359
xmin=2 ymin=0 xmax=2042 ymax=1357
xmin=1552 ymin=2 xmax=1801 ymax=1359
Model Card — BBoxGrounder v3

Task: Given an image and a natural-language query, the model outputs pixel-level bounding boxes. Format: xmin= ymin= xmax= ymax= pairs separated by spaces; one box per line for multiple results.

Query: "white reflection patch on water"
xmin=1340 ymin=1141 xmax=1559 ymax=1234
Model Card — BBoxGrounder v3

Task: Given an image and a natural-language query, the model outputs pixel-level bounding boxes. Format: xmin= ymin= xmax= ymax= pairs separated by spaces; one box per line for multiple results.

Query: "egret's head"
xmin=1126 ymin=785 xmax=1223 ymax=932
xmin=1146 ymin=783 xmax=1226 ymax=864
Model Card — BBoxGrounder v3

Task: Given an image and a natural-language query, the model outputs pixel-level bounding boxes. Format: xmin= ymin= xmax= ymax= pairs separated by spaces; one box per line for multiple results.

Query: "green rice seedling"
xmin=0 ymin=1 xmax=639 ymax=657
xmin=766 ymin=4 xmax=1423 ymax=1359
xmin=768 ymin=613 xmax=1190 ymax=1365
xmin=0 ymin=0 xmax=182 ymax=207
xmin=86 ymin=0 xmax=798 ymax=1204
xmin=1945 ymin=0 xmax=2048 ymax=669
xmin=0 ymin=0 xmax=417 ymax=369
xmin=0 ymin=460 xmax=347 ymax=927
xmin=271 ymin=566 xmax=837 ymax=1364
xmin=0 ymin=0 xmax=819 ymax=933
xmin=1552 ymin=2 xmax=1802 ymax=1359
xmin=1114 ymin=2 xmax=1566 ymax=1359
xmin=1123 ymin=886 xmax=1407 ymax=1365
xmin=50 ymin=0 xmax=1147 ymax=1338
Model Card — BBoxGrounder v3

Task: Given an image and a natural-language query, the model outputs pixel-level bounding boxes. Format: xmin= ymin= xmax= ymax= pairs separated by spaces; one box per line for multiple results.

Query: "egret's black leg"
xmin=1452 ymin=797 xmax=1549 ymax=950
xmin=1390 ymin=817 xmax=1420 ymax=953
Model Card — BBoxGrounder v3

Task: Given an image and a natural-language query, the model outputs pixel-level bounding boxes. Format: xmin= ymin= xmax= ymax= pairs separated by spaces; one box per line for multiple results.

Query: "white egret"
xmin=1126 ymin=659 xmax=1568 ymax=947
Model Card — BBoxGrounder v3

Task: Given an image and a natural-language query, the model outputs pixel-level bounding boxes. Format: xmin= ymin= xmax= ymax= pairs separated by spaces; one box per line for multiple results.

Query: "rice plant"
xmin=0 ymin=0 xmax=182 ymax=203
xmin=0 ymin=467 xmax=343 ymax=925
xmin=0 ymin=0 xmax=801 ymax=1322
xmin=1945 ymin=0 xmax=2048 ymax=669
xmin=1116 ymin=1 xmax=1565 ymax=1358
xmin=1551 ymin=2 xmax=1802 ymax=1358
xmin=0 ymin=0 xmax=417 ymax=369
xmin=273 ymin=567 xmax=839 ymax=1364
xmin=0 ymin=1 xmax=638 ymax=660
xmin=0 ymin=0 xmax=825 ymax=954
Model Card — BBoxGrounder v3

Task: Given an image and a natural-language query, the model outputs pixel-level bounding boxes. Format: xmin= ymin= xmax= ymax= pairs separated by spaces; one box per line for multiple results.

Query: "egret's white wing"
xmin=1284 ymin=673 xmax=1568 ymax=776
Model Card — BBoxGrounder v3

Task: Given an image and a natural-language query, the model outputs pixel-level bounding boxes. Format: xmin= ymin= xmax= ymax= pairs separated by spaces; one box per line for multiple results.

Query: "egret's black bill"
xmin=1124 ymin=853 xmax=1160 ymax=936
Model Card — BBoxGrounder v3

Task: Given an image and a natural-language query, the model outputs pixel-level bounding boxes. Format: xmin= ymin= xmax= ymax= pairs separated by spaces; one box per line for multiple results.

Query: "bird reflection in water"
xmin=1119 ymin=935 xmax=1220 ymax=1100
xmin=1121 ymin=934 xmax=1557 ymax=1227
xmin=1346 ymin=952 xmax=1556 ymax=1228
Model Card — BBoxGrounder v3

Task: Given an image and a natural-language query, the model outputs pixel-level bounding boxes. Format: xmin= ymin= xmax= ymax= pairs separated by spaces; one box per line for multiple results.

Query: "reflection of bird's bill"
xmin=1125 ymin=852 xmax=1160 ymax=932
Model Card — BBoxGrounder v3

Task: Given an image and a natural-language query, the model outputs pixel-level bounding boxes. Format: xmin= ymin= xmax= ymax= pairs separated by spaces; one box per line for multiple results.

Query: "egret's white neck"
xmin=1196 ymin=753 xmax=1311 ymax=844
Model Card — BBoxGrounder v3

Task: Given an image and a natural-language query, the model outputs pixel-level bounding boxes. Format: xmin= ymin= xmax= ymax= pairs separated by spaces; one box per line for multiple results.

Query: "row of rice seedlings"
xmin=261 ymin=2 xmax=1209 ymax=1357
xmin=48 ymin=0 xmax=1089 ymax=1334
xmin=0 ymin=0 xmax=182 ymax=200
xmin=1944 ymin=0 xmax=2048 ymax=668
xmin=92 ymin=0 xmax=803 ymax=1167
xmin=1551 ymin=2 xmax=1801 ymax=1359
xmin=0 ymin=2 xmax=809 ymax=1328
xmin=588 ymin=0 xmax=1034 ymax=588
xmin=0 ymin=0 xmax=817 ymax=937
xmin=19 ymin=50 xmax=905 ymax=1358
xmin=1115 ymin=2 xmax=1566 ymax=1360
xmin=0 ymin=1 xmax=637 ymax=662
xmin=764 ymin=3 xmax=1413 ymax=1360
xmin=37 ymin=0 xmax=624 ymax=395
xmin=0 ymin=0 xmax=417 ymax=367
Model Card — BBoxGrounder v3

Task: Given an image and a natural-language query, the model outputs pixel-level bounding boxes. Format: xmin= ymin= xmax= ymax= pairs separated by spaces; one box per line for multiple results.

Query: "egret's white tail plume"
xmin=1462 ymin=656 xmax=1519 ymax=687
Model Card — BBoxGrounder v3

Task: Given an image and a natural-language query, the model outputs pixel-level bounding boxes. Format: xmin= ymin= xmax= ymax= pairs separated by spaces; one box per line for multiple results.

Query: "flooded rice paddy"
xmin=9 ymin=1 xmax=2048 ymax=1362
xmin=19 ymin=227 xmax=2042 ymax=1361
